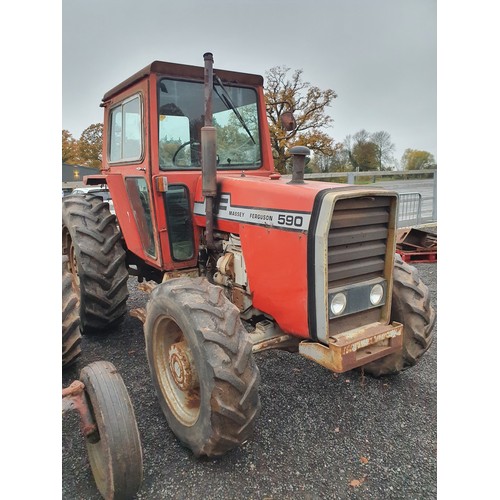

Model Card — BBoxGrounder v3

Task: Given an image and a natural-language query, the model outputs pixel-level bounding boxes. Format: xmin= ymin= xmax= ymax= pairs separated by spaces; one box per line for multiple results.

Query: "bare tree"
xmin=265 ymin=66 xmax=337 ymax=173
xmin=371 ymin=130 xmax=396 ymax=170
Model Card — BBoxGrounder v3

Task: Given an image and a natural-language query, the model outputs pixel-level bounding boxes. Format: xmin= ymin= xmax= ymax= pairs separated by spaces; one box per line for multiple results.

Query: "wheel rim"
xmin=86 ymin=433 xmax=110 ymax=497
xmin=68 ymin=240 xmax=80 ymax=290
xmin=152 ymin=316 xmax=200 ymax=426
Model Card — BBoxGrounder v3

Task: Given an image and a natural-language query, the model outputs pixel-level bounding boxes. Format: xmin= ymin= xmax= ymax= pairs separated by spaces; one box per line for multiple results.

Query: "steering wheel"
xmin=172 ymin=141 xmax=199 ymax=166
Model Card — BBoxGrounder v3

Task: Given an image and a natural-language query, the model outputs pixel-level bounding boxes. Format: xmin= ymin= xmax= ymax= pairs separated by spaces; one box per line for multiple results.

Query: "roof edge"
xmin=102 ymin=60 xmax=263 ymax=102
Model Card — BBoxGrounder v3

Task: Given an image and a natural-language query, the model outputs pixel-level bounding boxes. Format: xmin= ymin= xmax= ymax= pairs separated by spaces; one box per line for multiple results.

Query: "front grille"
xmin=328 ymin=196 xmax=391 ymax=288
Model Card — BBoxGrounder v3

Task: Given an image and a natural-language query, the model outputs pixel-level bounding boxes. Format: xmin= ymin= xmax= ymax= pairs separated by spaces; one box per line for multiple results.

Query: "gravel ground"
xmin=62 ymin=260 xmax=437 ymax=500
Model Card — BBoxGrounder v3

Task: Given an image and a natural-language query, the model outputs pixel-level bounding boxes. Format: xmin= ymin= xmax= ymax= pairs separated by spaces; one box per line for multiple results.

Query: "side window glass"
xmin=109 ymin=108 xmax=122 ymax=162
xmin=108 ymin=95 xmax=142 ymax=162
xmin=164 ymin=185 xmax=194 ymax=261
xmin=125 ymin=177 xmax=156 ymax=257
xmin=123 ymin=98 xmax=142 ymax=159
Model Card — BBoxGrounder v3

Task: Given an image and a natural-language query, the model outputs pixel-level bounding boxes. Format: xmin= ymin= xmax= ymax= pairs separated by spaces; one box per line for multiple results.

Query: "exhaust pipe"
xmin=287 ymin=146 xmax=310 ymax=184
xmin=202 ymin=52 xmax=217 ymax=249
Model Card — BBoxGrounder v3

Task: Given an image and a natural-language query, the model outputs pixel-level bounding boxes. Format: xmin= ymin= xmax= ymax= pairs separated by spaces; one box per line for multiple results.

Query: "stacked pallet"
xmin=396 ymin=227 xmax=437 ymax=263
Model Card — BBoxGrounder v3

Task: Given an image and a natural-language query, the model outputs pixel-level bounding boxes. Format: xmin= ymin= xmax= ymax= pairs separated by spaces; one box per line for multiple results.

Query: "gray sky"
xmin=63 ymin=0 xmax=436 ymax=165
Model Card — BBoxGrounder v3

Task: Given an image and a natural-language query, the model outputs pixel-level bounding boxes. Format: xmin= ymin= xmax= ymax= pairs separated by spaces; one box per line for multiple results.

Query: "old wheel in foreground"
xmin=363 ymin=254 xmax=436 ymax=377
xmin=62 ymin=194 xmax=129 ymax=334
xmin=62 ymin=255 xmax=81 ymax=368
xmin=80 ymin=361 xmax=143 ymax=500
xmin=144 ymin=277 xmax=261 ymax=457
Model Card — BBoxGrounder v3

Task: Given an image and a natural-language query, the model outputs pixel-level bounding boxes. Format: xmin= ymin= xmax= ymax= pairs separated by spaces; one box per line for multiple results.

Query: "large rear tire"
xmin=62 ymin=194 xmax=129 ymax=334
xmin=144 ymin=277 xmax=261 ymax=457
xmin=363 ymin=254 xmax=436 ymax=377
xmin=62 ymin=255 xmax=82 ymax=368
xmin=80 ymin=361 xmax=143 ymax=500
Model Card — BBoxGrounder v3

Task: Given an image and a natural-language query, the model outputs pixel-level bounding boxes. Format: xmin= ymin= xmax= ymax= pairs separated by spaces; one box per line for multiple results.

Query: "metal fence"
xmin=397 ymin=192 xmax=422 ymax=228
xmin=294 ymin=169 xmax=437 ymax=228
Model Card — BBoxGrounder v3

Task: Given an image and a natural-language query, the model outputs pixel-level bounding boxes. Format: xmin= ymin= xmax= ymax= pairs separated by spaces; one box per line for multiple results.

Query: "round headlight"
xmin=370 ymin=284 xmax=384 ymax=305
xmin=331 ymin=293 xmax=347 ymax=316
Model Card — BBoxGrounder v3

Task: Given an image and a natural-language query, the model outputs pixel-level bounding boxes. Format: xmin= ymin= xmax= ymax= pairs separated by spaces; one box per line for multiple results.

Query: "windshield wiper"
xmin=213 ymin=75 xmax=256 ymax=145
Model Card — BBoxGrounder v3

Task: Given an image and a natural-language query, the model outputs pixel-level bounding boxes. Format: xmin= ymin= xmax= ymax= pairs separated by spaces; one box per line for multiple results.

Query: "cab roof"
xmin=102 ymin=60 xmax=264 ymax=102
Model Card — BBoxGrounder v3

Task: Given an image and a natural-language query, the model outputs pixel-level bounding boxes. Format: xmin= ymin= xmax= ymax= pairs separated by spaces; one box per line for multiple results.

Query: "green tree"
xmin=352 ymin=141 xmax=379 ymax=171
xmin=62 ymin=129 xmax=78 ymax=164
xmin=264 ymin=66 xmax=338 ymax=173
xmin=345 ymin=129 xmax=396 ymax=171
xmin=78 ymin=123 xmax=103 ymax=168
xmin=401 ymin=149 xmax=436 ymax=170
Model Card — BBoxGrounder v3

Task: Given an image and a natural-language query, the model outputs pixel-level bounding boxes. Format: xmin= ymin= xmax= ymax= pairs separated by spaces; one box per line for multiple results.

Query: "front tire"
xmin=363 ymin=254 xmax=436 ymax=377
xmin=62 ymin=194 xmax=129 ymax=334
xmin=144 ymin=277 xmax=261 ymax=457
xmin=80 ymin=361 xmax=143 ymax=500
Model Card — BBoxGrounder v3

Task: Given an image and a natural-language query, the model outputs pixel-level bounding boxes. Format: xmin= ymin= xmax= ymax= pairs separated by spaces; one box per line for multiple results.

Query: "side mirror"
xmin=280 ymin=111 xmax=296 ymax=132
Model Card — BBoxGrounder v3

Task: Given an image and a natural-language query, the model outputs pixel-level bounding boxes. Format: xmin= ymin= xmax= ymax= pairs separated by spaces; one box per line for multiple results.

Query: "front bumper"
xmin=299 ymin=321 xmax=403 ymax=373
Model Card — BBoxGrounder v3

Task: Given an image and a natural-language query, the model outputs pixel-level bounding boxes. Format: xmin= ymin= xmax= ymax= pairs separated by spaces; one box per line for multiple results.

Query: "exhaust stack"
xmin=287 ymin=146 xmax=310 ymax=184
xmin=202 ymin=52 xmax=217 ymax=249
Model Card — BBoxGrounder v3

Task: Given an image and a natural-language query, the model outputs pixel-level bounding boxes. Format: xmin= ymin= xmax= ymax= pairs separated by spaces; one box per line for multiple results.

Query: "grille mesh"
xmin=328 ymin=196 xmax=391 ymax=288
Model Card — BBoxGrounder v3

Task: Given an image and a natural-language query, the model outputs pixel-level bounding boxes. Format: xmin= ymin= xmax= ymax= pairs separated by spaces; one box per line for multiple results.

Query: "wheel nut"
xmin=168 ymin=341 xmax=198 ymax=391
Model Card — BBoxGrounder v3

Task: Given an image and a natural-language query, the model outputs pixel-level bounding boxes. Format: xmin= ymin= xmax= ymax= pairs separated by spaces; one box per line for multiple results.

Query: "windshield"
xmin=158 ymin=78 xmax=261 ymax=170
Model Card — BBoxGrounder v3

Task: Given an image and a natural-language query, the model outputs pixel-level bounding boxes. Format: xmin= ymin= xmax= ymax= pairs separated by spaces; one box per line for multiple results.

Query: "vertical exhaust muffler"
xmin=202 ymin=52 xmax=217 ymax=249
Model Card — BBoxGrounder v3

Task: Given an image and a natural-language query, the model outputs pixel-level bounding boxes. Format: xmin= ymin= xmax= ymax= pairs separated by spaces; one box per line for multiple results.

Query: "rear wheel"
xmin=62 ymin=255 xmax=81 ymax=368
xmin=62 ymin=194 xmax=129 ymax=334
xmin=363 ymin=254 xmax=436 ymax=377
xmin=80 ymin=361 xmax=143 ymax=500
xmin=144 ymin=277 xmax=261 ymax=457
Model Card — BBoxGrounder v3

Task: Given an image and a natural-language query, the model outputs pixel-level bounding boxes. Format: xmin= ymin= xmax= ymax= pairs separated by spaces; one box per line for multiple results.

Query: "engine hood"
xmin=193 ymin=172 xmax=348 ymax=233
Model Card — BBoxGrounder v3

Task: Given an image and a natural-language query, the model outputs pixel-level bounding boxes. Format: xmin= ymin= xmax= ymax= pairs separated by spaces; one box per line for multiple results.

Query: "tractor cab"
xmin=85 ymin=58 xmax=274 ymax=279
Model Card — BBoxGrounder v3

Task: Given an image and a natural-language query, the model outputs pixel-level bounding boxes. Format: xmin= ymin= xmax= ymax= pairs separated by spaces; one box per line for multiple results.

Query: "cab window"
xmin=125 ymin=177 xmax=156 ymax=257
xmin=163 ymin=185 xmax=194 ymax=261
xmin=109 ymin=95 xmax=143 ymax=162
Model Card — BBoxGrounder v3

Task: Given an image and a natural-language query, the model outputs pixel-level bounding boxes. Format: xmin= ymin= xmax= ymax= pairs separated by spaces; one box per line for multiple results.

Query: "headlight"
xmin=330 ymin=293 xmax=347 ymax=316
xmin=369 ymin=284 xmax=384 ymax=306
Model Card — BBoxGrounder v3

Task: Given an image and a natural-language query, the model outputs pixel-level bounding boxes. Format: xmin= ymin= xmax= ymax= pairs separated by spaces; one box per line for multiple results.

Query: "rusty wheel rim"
xmin=153 ymin=316 xmax=200 ymax=426
xmin=68 ymin=240 xmax=80 ymax=290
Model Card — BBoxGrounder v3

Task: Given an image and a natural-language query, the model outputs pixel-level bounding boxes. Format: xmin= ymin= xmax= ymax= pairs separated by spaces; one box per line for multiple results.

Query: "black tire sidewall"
xmin=145 ymin=291 xmax=216 ymax=454
xmin=62 ymin=195 xmax=128 ymax=333
xmin=79 ymin=361 xmax=143 ymax=499
xmin=363 ymin=255 xmax=435 ymax=376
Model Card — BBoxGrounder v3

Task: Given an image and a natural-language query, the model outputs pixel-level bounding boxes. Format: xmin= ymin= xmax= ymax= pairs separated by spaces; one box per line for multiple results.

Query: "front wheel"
xmin=144 ymin=277 xmax=261 ymax=457
xmin=80 ymin=361 xmax=143 ymax=500
xmin=363 ymin=254 xmax=436 ymax=377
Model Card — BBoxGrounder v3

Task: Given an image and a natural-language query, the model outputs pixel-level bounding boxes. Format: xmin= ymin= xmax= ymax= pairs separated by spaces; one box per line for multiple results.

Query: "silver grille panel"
xmin=328 ymin=197 xmax=391 ymax=288
xmin=312 ymin=190 xmax=397 ymax=344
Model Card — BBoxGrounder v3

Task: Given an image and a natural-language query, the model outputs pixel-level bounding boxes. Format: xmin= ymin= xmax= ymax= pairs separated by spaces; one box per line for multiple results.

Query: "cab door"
xmin=103 ymin=79 xmax=162 ymax=269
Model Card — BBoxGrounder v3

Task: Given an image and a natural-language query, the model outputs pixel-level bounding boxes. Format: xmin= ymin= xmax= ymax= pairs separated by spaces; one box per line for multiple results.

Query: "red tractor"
xmin=62 ymin=53 xmax=435 ymax=458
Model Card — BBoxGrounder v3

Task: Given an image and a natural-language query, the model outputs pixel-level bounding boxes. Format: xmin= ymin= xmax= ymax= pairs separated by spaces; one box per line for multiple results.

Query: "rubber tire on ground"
xmin=144 ymin=277 xmax=261 ymax=457
xmin=80 ymin=361 xmax=143 ymax=500
xmin=62 ymin=194 xmax=129 ymax=334
xmin=62 ymin=255 xmax=82 ymax=368
xmin=363 ymin=254 xmax=436 ymax=377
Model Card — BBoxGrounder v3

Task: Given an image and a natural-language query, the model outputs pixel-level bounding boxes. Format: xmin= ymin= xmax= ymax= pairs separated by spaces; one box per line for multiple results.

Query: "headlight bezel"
xmin=330 ymin=292 xmax=347 ymax=316
xmin=328 ymin=278 xmax=387 ymax=320
xmin=369 ymin=283 xmax=384 ymax=306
